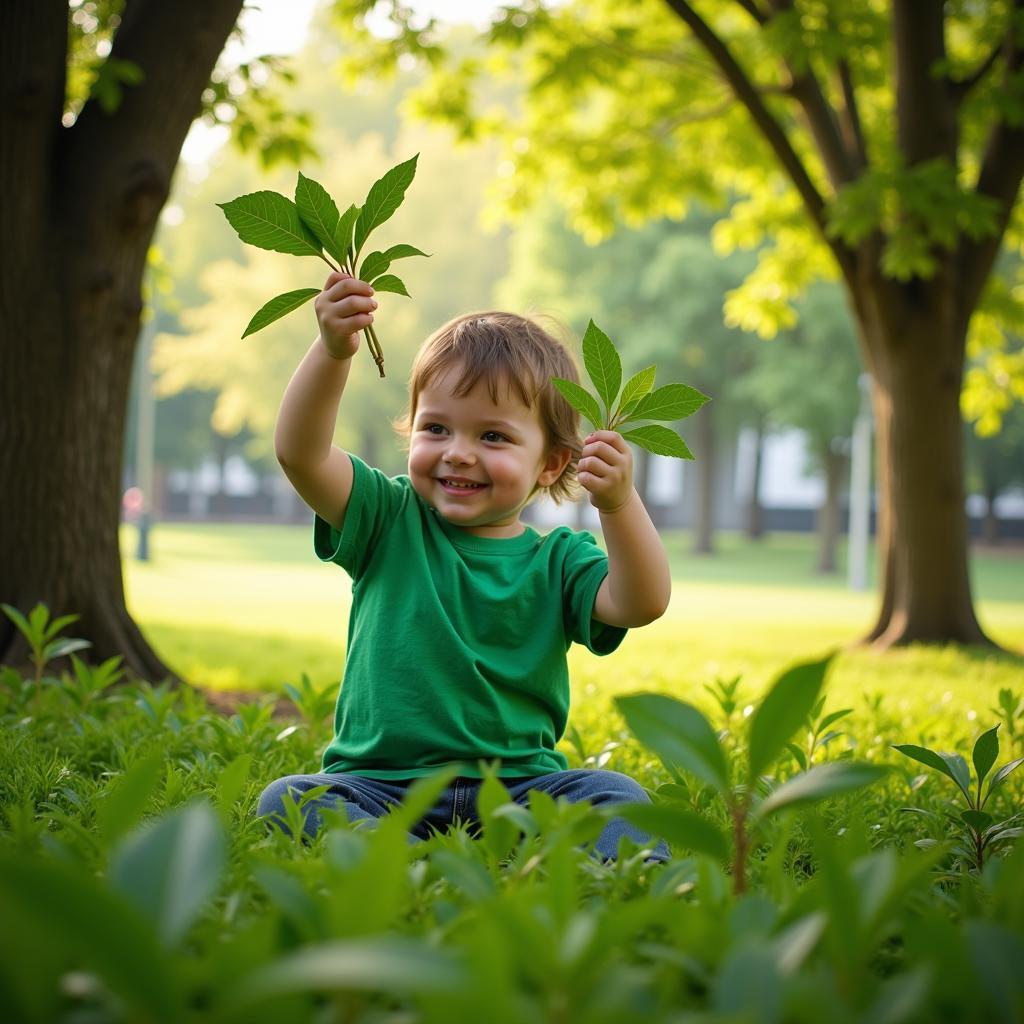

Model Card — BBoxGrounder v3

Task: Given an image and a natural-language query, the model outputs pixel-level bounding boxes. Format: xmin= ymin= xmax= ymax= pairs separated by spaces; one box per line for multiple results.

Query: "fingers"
xmin=323 ymin=275 xmax=374 ymax=302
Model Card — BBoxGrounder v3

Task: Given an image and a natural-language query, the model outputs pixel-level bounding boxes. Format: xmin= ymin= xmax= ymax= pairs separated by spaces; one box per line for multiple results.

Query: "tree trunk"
xmin=982 ymin=487 xmax=1000 ymax=546
xmin=817 ymin=446 xmax=847 ymax=574
xmin=692 ymin=404 xmax=715 ymax=555
xmin=856 ymin=279 xmax=991 ymax=647
xmin=745 ymin=422 xmax=765 ymax=541
xmin=0 ymin=1 xmax=246 ymax=679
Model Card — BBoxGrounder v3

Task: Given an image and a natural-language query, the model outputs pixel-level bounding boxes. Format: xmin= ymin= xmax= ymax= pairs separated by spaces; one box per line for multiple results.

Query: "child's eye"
xmin=482 ymin=431 xmax=508 ymax=443
xmin=422 ymin=424 xmax=446 ymax=435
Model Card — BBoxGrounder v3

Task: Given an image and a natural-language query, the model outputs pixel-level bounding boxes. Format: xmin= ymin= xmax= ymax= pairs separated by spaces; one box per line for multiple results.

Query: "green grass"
xmin=121 ymin=523 xmax=1024 ymax=750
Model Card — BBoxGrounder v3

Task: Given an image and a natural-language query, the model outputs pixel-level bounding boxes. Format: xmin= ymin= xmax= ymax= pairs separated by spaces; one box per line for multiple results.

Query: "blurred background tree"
xmin=733 ymin=282 xmax=862 ymax=573
xmin=334 ymin=0 xmax=1024 ymax=649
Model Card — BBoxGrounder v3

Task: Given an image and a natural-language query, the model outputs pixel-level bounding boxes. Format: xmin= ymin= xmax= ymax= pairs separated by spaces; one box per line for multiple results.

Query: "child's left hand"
xmin=578 ymin=430 xmax=635 ymax=513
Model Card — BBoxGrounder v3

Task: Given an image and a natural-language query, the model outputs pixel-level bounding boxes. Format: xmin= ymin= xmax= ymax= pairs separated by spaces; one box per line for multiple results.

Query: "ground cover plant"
xmin=2 ymin=606 xmax=1023 ymax=1023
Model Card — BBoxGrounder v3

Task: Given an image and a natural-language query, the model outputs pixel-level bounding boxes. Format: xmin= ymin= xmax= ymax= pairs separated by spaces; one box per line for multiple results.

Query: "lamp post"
xmin=848 ymin=373 xmax=873 ymax=591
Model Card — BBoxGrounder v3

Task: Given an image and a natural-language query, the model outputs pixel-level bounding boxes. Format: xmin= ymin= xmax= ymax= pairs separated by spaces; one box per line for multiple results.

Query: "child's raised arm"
xmin=274 ymin=272 xmax=377 ymax=530
xmin=579 ymin=430 xmax=672 ymax=628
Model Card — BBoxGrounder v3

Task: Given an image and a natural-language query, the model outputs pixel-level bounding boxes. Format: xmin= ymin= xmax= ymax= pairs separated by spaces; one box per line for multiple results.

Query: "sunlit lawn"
xmin=121 ymin=521 xmax=1024 ymax=752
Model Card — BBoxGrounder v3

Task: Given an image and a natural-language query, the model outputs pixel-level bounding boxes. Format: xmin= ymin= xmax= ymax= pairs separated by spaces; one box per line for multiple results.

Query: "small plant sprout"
xmin=615 ymin=655 xmax=889 ymax=894
xmin=552 ymin=320 xmax=710 ymax=458
xmin=218 ymin=155 xmax=427 ymax=378
xmin=894 ymin=726 xmax=1024 ymax=873
xmin=1 ymin=603 xmax=92 ymax=706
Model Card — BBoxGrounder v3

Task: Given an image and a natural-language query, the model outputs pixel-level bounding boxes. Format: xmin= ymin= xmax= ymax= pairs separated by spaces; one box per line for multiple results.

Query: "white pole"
xmin=848 ymin=373 xmax=873 ymax=590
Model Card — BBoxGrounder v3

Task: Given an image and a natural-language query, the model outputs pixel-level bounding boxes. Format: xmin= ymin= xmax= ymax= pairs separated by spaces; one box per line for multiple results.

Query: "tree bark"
xmin=853 ymin=272 xmax=990 ymax=647
xmin=816 ymin=446 xmax=847 ymax=574
xmin=0 ymin=0 xmax=246 ymax=679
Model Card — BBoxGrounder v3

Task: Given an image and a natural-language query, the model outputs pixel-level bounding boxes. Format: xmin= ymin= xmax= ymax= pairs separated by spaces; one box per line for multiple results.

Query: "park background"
xmin=104 ymin=0 xmax=1024 ymax=706
xmin=4 ymin=4 xmax=1024 ymax=1021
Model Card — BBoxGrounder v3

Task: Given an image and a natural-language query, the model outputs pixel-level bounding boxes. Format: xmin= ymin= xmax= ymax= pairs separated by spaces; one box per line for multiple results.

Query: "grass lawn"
xmin=121 ymin=522 xmax=1024 ymax=753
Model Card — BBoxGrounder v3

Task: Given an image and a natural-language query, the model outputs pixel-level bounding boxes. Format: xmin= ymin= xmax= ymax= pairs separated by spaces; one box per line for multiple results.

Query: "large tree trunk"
xmin=856 ymin=277 xmax=990 ymax=647
xmin=0 ymin=1 xmax=245 ymax=679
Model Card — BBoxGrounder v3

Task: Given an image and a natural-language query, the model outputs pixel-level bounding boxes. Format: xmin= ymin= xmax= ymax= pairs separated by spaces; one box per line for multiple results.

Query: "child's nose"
xmin=443 ymin=440 xmax=476 ymax=465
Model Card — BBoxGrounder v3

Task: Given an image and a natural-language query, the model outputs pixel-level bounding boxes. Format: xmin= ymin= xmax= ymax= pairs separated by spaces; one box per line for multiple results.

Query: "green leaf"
xmin=616 ymin=803 xmax=729 ymax=862
xmin=620 ymin=383 xmax=710 ymax=424
xmin=551 ymin=377 xmax=603 ymax=430
xmin=620 ymin=424 xmax=693 ymax=459
xmin=295 ymin=172 xmax=344 ymax=264
xmin=581 ymin=320 xmax=622 ymax=419
xmin=241 ymin=288 xmax=320 ymax=339
xmin=336 ymin=203 xmax=360 ymax=261
xmin=358 ymin=243 xmax=429 ymax=283
xmin=0 ymin=850 xmax=180 ymax=1023
xmin=108 ymin=802 xmax=226 ymax=947
xmin=752 ymin=762 xmax=889 ymax=822
xmin=616 ymin=365 xmax=656 ymax=417
xmin=215 ymin=753 xmax=253 ymax=822
xmin=369 ymin=274 xmax=410 ymax=296
xmin=96 ymin=751 xmax=164 ymax=845
xmin=893 ymin=743 xmax=971 ymax=800
xmin=354 ymin=154 xmax=419 ymax=256
xmin=961 ymin=809 xmax=993 ymax=832
xmin=225 ymin=938 xmax=466 ymax=1007
xmin=748 ymin=655 xmax=833 ymax=781
xmin=615 ymin=693 xmax=730 ymax=795
xmin=940 ymin=753 xmax=972 ymax=801
xmin=972 ymin=725 xmax=1000 ymax=791
xmin=218 ymin=191 xmax=323 ymax=257
xmin=42 ymin=638 xmax=91 ymax=661
xmin=1 ymin=604 xmax=35 ymax=647
xmin=985 ymin=756 xmax=1024 ymax=805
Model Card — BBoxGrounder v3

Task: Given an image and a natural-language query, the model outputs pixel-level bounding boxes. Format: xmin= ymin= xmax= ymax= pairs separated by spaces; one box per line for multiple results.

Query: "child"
xmin=257 ymin=271 xmax=672 ymax=862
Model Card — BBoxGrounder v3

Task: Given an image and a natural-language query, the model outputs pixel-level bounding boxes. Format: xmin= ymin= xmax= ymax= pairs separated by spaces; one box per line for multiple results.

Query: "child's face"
xmin=408 ymin=366 xmax=570 ymax=537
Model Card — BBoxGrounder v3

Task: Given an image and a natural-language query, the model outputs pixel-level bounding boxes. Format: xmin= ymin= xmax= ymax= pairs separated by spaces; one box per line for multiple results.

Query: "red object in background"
xmin=122 ymin=486 xmax=144 ymax=520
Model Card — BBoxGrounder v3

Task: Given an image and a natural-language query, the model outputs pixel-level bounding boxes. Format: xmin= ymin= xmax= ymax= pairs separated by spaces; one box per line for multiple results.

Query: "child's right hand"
xmin=314 ymin=271 xmax=377 ymax=360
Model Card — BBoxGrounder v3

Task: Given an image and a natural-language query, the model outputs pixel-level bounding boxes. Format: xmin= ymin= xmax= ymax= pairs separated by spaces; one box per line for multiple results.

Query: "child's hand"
xmin=578 ymin=430 xmax=635 ymax=513
xmin=314 ymin=271 xmax=377 ymax=360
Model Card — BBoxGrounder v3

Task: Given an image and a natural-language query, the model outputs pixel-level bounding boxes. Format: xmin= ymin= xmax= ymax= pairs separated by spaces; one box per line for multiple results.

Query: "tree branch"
xmin=836 ymin=59 xmax=868 ymax=171
xmin=733 ymin=0 xmax=767 ymax=27
xmin=765 ymin=0 xmax=859 ymax=188
xmin=894 ymin=0 xmax=956 ymax=165
xmin=64 ymin=0 xmax=246 ymax=231
xmin=949 ymin=35 xmax=1005 ymax=108
xmin=957 ymin=2 xmax=1024 ymax=324
xmin=660 ymin=0 xmax=855 ymax=279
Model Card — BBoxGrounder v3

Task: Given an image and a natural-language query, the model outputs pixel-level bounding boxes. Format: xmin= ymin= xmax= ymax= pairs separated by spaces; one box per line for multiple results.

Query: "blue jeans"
xmin=257 ymin=768 xmax=670 ymax=862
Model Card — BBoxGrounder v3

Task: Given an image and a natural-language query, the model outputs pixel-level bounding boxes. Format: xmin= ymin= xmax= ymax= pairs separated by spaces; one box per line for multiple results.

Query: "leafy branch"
xmin=552 ymin=320 xmax=710 ymax=458
xmin=218 ymin=155 xmax=427 ymax=378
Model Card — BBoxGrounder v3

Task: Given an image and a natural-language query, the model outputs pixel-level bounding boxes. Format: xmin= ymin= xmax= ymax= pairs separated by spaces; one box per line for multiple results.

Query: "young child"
xmin=257 ymin=271 xmax=672 ymax=862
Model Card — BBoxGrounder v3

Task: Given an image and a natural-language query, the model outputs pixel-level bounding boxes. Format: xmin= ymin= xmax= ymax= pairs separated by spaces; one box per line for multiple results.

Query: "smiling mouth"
xmin=438 ymin=478 xmax=486 ymax=491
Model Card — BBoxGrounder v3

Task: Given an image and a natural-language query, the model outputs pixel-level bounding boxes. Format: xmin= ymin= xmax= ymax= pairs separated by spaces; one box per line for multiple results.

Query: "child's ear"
xmin=537 ymin=445 xmax=573 ymax=488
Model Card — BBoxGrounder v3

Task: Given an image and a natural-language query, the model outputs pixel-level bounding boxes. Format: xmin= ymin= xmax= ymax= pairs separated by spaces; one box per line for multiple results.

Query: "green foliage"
xmin=1 ymin=616 xmax=1024 ymax=1021
xmin=616 ymin=653 xmax=890 ymax=894
xmin=894 ymin=726 xmax=1024 ymax=875
xmin=219 ymin=156 xmax=427 ymax=376
xmin=553 ymin=320 xmax=709 ymax=458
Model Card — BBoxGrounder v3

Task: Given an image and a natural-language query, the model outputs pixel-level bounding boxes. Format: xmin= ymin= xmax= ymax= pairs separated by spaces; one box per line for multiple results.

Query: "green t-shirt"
xmin=313 ymin=454 xmax=627 ymax=779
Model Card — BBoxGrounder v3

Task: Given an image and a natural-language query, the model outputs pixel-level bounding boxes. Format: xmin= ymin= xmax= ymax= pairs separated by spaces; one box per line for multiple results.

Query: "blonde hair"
xmin=395 ymin=311 xmax=583 ymax=504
